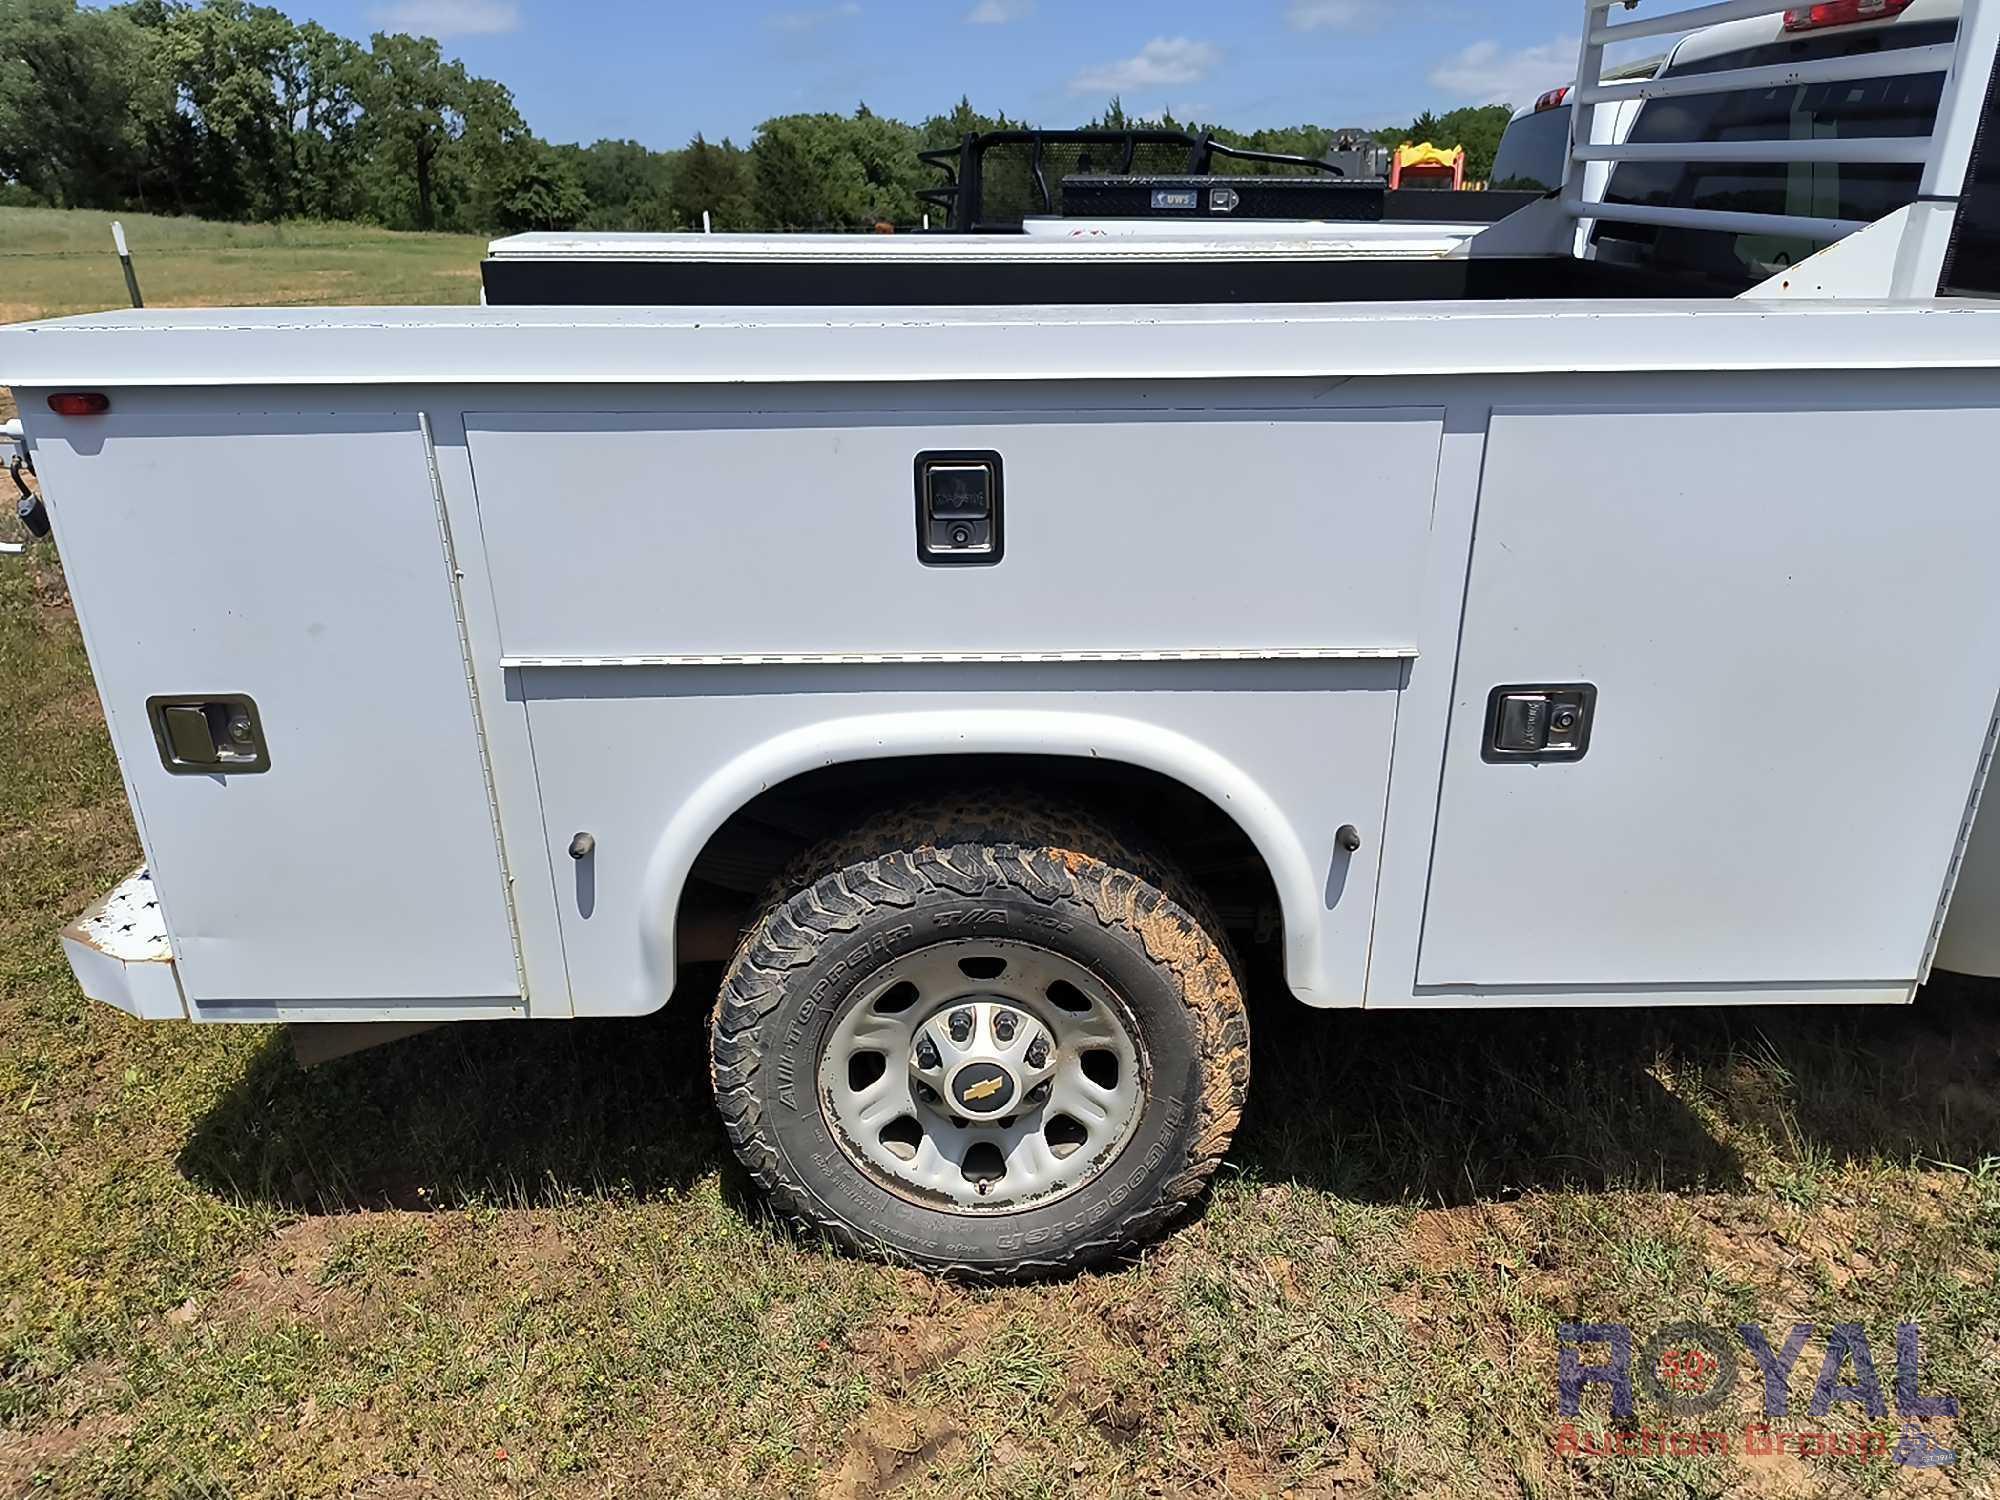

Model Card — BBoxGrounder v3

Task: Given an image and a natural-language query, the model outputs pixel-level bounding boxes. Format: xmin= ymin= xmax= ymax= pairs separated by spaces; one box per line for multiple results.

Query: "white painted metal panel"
xmin=9 ymin=303 xmax=2000 ymax=393
xmin=1419 ymin=403 xmax=2000 ymax=988
xmin=466 ymin=412 xmax=1441 ymax=660
xmin=513 ymin=661 xmax=1400 ymax=1016
xmin=32 ymin=414 xmax=521 ymax=1010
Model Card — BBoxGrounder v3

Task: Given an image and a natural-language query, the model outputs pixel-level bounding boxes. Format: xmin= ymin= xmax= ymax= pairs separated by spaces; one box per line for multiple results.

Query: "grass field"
xmin=1 ymin=211 xmax=1998 ymax=1497
xmin=0 ymin=207 xmax=487 ymax=329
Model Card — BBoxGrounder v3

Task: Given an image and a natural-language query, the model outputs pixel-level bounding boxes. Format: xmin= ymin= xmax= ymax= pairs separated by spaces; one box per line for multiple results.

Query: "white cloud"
xmin=966 ymin=0 xmax=1034 ymax=21
xmin=1428 ymin=35 xmax=1579 ymax=107
xmin=1068 ymin=37 xmax=1221 ymax=96
xmin=367 ymin=0 xmax=520 ymax=37
xmin=767 ymin=1 xmax=861 ymax=32
xmin=1285 ymin=0 xmax=1384 ymax=31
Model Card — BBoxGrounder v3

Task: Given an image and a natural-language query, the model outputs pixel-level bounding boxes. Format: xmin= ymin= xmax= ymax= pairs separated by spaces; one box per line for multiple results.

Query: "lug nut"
xmin=915 ymin=1036 xmax=940 ymax=1070
xmin=1026 ymin=1081 xmax=1051 ymax=1105
xmin=993 ymin=1010 xmax=1018 ymax=1042
xmin=947 ymin=1008 xmax=973 ymax=1044
xmin=1024 ymin=1036 xmax=1049 ymax=1069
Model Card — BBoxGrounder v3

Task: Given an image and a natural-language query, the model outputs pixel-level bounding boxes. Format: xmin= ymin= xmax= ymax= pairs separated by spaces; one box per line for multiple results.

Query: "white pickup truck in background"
xmin=3 ymin=0 xmax=1998 ymax=1278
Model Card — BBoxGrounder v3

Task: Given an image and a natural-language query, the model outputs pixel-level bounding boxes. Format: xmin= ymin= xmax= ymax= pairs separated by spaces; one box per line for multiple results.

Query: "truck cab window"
xmin=1596 ymin=19 xmax=1955 ymax=286
xmin=1490 ymin=105 xmax=1573 ymax=192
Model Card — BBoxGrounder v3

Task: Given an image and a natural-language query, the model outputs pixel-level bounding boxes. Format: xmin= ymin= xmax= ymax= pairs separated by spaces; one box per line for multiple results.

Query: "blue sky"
xmin=273 ymin=0 xmax=1606 ymax=148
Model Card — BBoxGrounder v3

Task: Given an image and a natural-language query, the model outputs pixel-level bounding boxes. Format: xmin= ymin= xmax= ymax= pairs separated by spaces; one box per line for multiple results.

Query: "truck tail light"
xmin=1783 ymin=0 xmax=1914 ymax=31
xmin=47 ymin=392 xmax=110 ymax=416
xmin=1535 ymin=86 xmax=1571 ymax=112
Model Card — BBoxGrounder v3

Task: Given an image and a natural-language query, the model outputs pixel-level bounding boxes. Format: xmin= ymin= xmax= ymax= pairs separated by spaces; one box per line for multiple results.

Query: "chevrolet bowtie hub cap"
xmin=950 ymin=1060 xmax=1017 ymax=1116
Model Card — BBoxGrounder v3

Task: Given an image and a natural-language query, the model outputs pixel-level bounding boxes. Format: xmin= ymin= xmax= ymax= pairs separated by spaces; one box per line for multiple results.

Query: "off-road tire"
xmin=709 ymin=795 xmax=1251 ymax=1280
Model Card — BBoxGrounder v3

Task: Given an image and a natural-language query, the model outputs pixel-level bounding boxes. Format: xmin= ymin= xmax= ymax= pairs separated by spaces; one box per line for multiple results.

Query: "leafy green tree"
xmin=751 ymin=106 xmax=931 ymax=230
xmin=751 ymin=113 xmax=850 ymax=229
xmin=1435 ymin=104 xmax=1513 ymax=182
xmin=357 ymin=30 xmax=520 ymax=229
xmin=159 ymin=2 xmax=310 ymax=218
xmin=671 ymin=133 xmax=753 ymax=229
xmin=565 ymin=137 xmax=676 ymax=228
xmin=276 ymin=21 xmax=369 ymax=220
xmin=449 ymin=73 xmax=533 ymax=230
xmin=0 ymin=0 xmax=172 ymax=209
xmin=491 ymin=138 xmax=587 ymax=231
xmin=917 ymin=96 xmax=1011 ymax=154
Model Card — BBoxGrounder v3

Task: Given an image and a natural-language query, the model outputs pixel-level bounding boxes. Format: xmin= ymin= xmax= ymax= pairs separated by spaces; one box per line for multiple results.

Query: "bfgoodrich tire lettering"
xmin=709 ymin=797 xmax=1250 ymax=1279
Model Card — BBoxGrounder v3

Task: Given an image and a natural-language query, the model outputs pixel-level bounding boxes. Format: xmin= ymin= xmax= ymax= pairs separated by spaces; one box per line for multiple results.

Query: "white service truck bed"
xmin=7 ymin=298 xmax=2000 ymax=1024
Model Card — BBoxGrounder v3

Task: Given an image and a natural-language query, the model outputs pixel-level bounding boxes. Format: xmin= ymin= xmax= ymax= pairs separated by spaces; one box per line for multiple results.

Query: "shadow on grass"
xmin=178 ymin=968 xmax=740 ymax=1214
xmin=1237 ymin=964 xmax=2000 ymax=1206
xmin=177 ymin=956 xmax=2000 ymax=1218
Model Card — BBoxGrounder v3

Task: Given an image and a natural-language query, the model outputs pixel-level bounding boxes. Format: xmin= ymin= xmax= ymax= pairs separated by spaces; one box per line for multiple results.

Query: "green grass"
xmin=0 ymin=205 xmax=486 ymax=328
xmin=1 ymin=208 xmax=1998 ymax=1496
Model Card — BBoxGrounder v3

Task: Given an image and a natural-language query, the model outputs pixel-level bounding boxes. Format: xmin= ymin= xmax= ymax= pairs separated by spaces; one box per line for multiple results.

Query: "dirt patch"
xmin=1164 ymin=1437 xmax=1373 ymax=1498
xmin=1692 ymin=1202 xmax=1810 ymax=1294
xmin=1404 ymin=1200 xmax=1530 ymax=1277
xmin=817 ymin=1401 xmax=966 ymax=1500
xmin=191 ymin=1213 xmax=358 ymax=1326
xmin=0 ymin=1411 xmax=131 ymax=1494
xmin=0 ymin=1356 xmax=132 ymax=1494
xmin=844 ymin=1281 xmax=1004 ymax=1391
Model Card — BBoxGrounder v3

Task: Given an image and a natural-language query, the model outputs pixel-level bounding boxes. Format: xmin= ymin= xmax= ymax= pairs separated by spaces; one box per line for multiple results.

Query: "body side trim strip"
xmin=500 ymin=646 xmax=1418 ymax=669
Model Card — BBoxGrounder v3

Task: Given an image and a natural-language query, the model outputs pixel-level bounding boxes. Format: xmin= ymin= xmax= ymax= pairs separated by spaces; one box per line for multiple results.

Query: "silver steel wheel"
xmin=817 ymin=938 xmax=1147 ymax=1213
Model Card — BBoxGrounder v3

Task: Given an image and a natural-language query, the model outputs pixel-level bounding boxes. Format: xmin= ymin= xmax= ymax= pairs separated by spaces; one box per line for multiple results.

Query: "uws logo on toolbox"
xmin=1553 ymin=1321 xmax=1959 ymax=1470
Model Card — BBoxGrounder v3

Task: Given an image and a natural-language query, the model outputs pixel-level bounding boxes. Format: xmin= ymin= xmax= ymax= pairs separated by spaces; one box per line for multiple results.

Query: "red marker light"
xmin=47 ymin=392 xmax=111 ymax=416
xmin=1535 ymin=86 xmax=1571 ymax=113
xmin=1784 ymin=0 xmax=1913 ymax=30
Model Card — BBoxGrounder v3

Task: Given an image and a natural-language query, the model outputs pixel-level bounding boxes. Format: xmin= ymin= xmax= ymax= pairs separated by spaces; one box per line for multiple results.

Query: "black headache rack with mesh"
xmin=918 ymin=128 xmax=1541 ymax=231
xmin=920 ymin=128 xmax=1385 ymax=231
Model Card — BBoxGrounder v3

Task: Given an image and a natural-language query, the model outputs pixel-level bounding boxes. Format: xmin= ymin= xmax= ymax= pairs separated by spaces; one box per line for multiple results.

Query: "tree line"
xmin=0 ymin=0 xmax=1515 ymax=235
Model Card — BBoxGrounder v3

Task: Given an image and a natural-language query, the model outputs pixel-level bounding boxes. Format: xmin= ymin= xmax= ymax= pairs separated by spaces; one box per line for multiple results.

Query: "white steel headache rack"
xmin=1558 ymin=0 xmax=1999 ymax=291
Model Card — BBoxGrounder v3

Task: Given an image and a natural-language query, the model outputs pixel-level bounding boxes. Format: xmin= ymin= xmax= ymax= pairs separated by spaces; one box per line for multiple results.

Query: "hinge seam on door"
xmin=1920 ymin=681 xmax=2000 ymax=984
xmin=421 ymin=412 xmax=530 ymax=1008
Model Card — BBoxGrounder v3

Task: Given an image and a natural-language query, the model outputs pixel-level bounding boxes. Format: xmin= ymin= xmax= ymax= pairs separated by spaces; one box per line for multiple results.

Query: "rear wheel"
xmin=709 ymin=798 xmax=1250 ymax=1279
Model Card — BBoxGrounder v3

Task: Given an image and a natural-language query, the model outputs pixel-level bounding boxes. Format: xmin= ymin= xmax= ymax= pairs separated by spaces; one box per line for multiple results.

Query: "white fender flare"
xmin=635 ymin=709 xmax=1328 ymax=1006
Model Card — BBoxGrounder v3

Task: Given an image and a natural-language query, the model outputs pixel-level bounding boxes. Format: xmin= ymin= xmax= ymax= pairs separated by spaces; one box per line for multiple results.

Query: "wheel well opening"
xmin=675 ymin=754 xmax=1283 ymax=968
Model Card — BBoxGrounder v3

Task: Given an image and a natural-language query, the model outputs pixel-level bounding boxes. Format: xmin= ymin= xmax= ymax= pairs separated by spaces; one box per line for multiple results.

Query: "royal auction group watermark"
xmin=1551 ymin=1321 xmax=1959 ymax=1470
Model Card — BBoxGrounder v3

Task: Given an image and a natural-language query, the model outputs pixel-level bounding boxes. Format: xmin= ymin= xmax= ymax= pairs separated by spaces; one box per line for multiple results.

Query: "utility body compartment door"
xmin=1419 ymin=402 xmax=2000 ymax=991
xmin=35 ymin=411 xmax=520 ymax=1015
xmin=465 ymin=409 xmax=1439 ymax=660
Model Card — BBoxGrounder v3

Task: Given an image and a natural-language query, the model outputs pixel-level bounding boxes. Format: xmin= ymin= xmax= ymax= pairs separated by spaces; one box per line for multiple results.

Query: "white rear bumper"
xmin=61 ymin=867 xmax=185 ymax=1020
